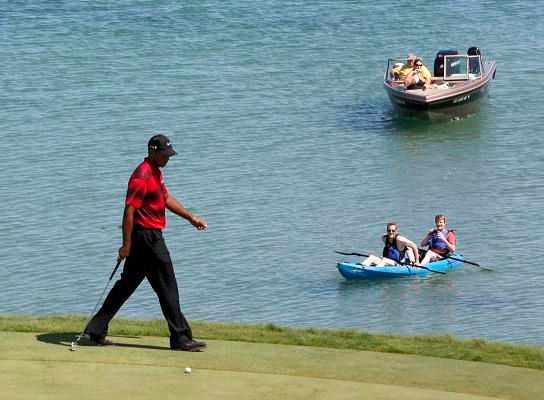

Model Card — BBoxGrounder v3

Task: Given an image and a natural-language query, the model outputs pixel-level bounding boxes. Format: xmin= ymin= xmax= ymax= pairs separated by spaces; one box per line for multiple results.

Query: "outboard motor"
xmin=467 ymin=47 xmax=481 ymax=56
xmin=434 ymin=49 xmax=459 ymax=77
xmin=467 ymin=47 xmax=481 ymax=74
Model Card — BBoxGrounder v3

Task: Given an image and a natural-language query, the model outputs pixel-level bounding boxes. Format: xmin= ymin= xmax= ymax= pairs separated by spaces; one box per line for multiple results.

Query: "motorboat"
xmin=383 ymin=47 xmax=496 ymax=117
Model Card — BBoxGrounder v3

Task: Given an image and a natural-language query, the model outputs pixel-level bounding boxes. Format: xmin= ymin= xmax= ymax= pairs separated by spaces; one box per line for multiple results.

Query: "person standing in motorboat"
xmin=362 ymin=223 xmax=420 ymax=267
xmin=419 ymin=214 xmax=456 ymax=265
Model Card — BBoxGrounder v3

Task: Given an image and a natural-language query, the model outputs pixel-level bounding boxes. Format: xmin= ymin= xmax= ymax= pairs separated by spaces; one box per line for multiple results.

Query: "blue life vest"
xmin=382 ymin=235 xmax=405 ymax=262
xmin=428 ymin=229 xmax=454 ymax=254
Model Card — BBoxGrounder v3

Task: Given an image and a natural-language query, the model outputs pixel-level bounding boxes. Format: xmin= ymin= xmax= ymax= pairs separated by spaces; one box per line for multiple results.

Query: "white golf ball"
xmin=185 ymin=367 xmax=192 ymax=374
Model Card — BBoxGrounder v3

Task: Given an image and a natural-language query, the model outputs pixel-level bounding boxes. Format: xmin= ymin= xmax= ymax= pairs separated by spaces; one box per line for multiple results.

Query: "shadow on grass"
xmin=36 ymin=332 xmax=169 ymax=351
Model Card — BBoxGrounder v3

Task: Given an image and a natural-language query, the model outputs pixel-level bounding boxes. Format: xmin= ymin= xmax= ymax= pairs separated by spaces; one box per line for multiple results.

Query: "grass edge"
xmin=1 ymin=314 xmax=542 ymax=371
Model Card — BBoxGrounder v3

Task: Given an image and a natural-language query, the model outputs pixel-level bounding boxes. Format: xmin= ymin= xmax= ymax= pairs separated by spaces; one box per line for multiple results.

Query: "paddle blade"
xmin=334 ymin=251 xmax=369 ymax=258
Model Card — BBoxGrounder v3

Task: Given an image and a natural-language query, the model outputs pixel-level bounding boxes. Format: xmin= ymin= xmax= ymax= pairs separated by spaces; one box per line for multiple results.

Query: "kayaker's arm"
xmin=409 ymin=242 xmax=420 ymax=265
xmin=446 ymin=241 xmax=456 ymax=253
xmin=421 ymin=230 xmax=433 ymax=247
xmin=398 ymin=236 xmax=420 ymax=265
xmin=438 ymin=232 xmax=455 ymax=253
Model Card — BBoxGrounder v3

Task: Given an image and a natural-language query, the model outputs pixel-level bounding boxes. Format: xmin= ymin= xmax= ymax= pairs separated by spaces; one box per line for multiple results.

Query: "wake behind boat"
xmin=337 ymin=253 xmax=464 ymax=280
xmin=383 ymin=47 xmax=496 ymax=117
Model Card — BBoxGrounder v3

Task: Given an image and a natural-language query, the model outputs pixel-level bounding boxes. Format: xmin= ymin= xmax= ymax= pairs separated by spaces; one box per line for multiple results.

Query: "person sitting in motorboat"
xmin=392 ymin=53 xmax=417 ymax=80
xmin=362 ymin=223 xmax=420 ymax=267
xmin=404 ymin=58 xmax=433 ymax=89
xmin=393 ymin=53 xmax=416 ymax=80
xmin=393 ymin=54 xmax=432 ymax=80
xmin=419 ymin=214 xmax=456 ymax=265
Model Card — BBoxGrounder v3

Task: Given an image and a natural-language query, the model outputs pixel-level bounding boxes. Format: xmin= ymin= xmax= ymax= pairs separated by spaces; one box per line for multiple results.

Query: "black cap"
xmin=148 ymin=134 xmax=177 ymax=157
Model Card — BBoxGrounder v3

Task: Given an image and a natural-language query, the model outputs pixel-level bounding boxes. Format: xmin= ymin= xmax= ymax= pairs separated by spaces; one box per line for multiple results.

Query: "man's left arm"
xmin=438 ymin=231 xmax=456 ymax=253
xmin=164 ymin=192 xmax=208 ymax=230
xmin=445 ymin=231 xmax=456 ymax=252
xmin=399 ymin=236 xmax=420 ymax=264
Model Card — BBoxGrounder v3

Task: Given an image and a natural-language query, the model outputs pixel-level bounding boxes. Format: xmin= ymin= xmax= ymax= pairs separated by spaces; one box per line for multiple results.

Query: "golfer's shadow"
xmin=36 ymin=332 xmax=169 ymax=351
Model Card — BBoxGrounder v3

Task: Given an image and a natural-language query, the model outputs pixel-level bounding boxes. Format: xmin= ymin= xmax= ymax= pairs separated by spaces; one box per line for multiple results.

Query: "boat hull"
xmin=385 ymin=82 xmax=490 ymax=111
xmin=337 ymin=253 xmax=464 ymax=280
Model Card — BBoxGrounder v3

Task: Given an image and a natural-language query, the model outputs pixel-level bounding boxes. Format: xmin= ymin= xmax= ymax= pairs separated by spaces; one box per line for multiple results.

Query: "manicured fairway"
xmin=1 ymin=331 xmax=542 ymax=400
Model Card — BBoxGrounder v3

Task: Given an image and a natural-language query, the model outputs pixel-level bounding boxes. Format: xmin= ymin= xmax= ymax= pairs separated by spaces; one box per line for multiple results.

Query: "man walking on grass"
xmin=85 ymin=134 xmax=208 ymax=352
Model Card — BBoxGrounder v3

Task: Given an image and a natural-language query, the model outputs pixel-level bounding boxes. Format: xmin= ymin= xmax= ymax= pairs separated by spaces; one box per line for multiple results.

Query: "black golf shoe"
xmin=172 ymin=339 xmax=207 ymax=352
xmin=88 ymin=334 xmax=115 ymax=346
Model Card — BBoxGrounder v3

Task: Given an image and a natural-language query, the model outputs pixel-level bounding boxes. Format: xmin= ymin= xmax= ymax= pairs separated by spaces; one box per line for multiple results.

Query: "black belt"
xmin=133 ymin=224 xmax=162 ymax=232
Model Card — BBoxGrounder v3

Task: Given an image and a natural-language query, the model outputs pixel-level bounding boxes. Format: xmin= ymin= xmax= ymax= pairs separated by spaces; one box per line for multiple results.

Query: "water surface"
xmin=1 ymin=1 xmax=543 ymax=345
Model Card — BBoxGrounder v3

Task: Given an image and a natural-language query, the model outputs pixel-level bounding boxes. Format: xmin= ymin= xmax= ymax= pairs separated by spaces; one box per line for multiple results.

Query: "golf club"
xmin=70 ymin=258 xmax=123 ymax=351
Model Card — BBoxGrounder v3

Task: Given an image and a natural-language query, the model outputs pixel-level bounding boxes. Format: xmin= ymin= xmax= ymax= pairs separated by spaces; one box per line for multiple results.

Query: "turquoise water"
xmin=1 ymin=1 xmax=544 ymax=345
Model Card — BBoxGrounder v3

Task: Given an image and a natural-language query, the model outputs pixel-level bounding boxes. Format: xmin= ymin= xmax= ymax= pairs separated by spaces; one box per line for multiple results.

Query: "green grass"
xmin=2 ymin=330 xmax=544 ymax=400
xmin=1 ymin=314 xmax=543 ymax=370
xmin=2 ymin=315 xmax=544 ymax=400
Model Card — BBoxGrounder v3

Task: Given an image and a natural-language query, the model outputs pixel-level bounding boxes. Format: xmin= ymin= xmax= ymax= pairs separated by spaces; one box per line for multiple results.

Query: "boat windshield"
xmin=384 ymin=58 xmax=408 ymax=82
xmin=444 ymin=55 xmax=482 ymax=80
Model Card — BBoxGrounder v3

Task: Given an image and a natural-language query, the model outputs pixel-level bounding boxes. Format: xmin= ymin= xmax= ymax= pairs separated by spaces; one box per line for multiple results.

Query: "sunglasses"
xmin=387 ymin=229 xmax=397 ymax=233
xmin=415 ymin=63 xmax=423 ymax=67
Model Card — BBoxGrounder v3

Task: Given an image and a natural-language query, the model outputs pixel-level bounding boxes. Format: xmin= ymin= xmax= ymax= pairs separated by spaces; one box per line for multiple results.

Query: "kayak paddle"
xmin=418 ymin=248 xmax=494 ymax=272
xmin=443 ymin=255 xmax=494 ymax=271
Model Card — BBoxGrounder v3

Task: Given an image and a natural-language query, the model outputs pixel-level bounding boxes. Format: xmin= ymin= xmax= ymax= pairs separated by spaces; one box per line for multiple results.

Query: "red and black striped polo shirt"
xmin=125 ymin=157 xmax=168 ymax=229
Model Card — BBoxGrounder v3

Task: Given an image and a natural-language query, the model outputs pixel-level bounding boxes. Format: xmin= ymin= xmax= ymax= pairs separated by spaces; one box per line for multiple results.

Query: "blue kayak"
xmin=337 ymin=253 xmax=464 ymax=280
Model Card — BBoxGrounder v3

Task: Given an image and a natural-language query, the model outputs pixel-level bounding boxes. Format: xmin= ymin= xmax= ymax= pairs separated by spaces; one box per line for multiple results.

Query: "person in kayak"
xmin=362 ymin=223 xmax=420 ymax=266
xmin=419 ymin=214 xmax=456 ymax=265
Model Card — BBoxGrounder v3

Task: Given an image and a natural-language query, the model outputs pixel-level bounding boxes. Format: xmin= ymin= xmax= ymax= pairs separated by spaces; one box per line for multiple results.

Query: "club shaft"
xmin=74 ymin=259 xmax=122 ymax=344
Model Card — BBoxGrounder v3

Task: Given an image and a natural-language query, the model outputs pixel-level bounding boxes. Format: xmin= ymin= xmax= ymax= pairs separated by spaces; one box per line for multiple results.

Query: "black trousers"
xmin=85 ymin=227 xmax=193 ymax=348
